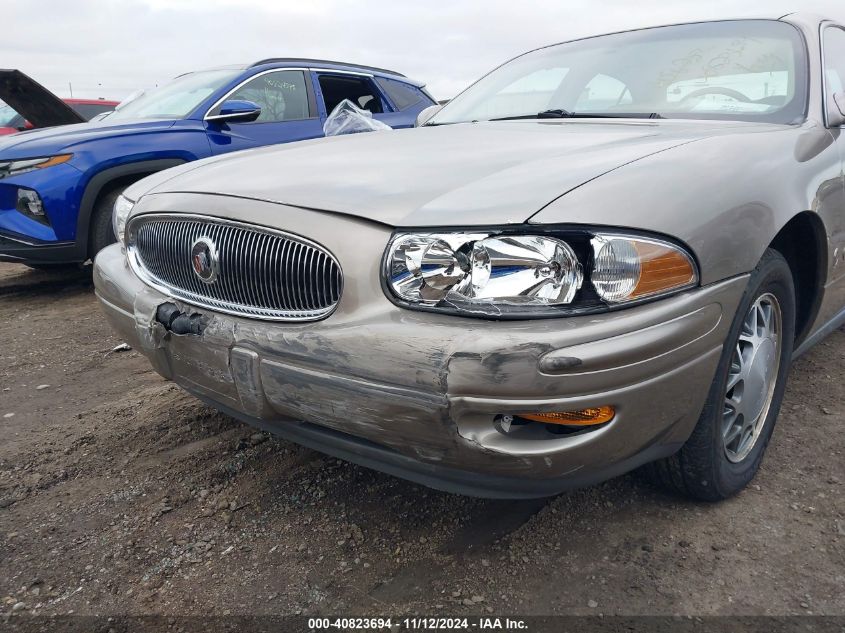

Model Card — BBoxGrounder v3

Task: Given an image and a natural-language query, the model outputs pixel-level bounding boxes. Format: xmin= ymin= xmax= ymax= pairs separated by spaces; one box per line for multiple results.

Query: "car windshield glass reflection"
xmin=108 ymin=69 xmax=241 ymax=121
xmin=432 ymin=20 xmax=808 ymax=125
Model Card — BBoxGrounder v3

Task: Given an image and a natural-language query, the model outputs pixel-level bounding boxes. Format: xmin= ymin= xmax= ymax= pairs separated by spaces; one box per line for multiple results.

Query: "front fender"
xmin=530 ymin=122 xmax=841 ymax=286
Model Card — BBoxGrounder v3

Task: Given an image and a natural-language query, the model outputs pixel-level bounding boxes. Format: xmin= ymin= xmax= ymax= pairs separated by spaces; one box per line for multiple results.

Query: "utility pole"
xmin=68 ymin=82 xmax=73 ymax=98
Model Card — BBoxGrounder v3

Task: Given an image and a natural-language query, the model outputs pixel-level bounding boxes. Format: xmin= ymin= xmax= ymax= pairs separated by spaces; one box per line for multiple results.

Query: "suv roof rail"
xmin=249 ymin=58 xmax=406 ymax=77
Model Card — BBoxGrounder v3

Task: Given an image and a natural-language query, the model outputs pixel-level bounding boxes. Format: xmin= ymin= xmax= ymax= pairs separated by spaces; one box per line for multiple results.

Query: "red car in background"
xmin=0 ymin=70 xmax=117 ymax=135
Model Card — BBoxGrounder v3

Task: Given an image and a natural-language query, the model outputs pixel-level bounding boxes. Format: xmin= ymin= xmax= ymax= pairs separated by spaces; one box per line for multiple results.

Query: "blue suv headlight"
xmin=0 ymin=154 xmax=73 ymax=180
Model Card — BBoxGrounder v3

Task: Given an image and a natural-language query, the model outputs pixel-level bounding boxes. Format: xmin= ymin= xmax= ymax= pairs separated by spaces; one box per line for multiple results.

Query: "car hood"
xmin=138 ymin=119 xmax=778 ymax=227
xmin=0 ymin=118 xmax=177 ymax=157
xmin=0 ymin=69 xmax=85 ymax=128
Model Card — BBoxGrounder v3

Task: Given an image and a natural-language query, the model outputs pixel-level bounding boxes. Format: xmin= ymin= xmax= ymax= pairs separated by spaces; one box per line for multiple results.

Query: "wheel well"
xmin=76 ymin=158 xmax=187 ymax=259
xmin=86 ymin=173 xmax=155 ymax=258
xmin=768 ymin=212 xmax=827 ymax=344
xmin=91 ymin=173 xmax=151 ymax=212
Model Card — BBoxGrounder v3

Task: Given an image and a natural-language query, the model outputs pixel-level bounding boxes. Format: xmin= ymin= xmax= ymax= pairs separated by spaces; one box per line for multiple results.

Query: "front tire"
xmin=647 ymin=248 xmax=796 ymax=501
xmin=88 ymin=187 xmax=123 ymax=260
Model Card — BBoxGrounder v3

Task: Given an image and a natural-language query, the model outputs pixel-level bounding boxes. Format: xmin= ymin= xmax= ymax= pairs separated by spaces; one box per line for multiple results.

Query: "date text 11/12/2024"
xmin=307 ymin=616 xmax=529 ymax=630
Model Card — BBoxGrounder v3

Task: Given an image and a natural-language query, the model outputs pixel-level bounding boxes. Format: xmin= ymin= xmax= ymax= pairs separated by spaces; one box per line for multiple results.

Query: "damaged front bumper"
xmin=94 ymin=226 xmax=747 ymax=498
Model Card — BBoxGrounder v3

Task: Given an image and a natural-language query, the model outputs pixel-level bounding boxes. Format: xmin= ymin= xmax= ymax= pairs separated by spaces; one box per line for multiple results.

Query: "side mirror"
xmin=415 ymin=104 xmax=443 ymax=127
xmin=206 ymin=99 xmax=262 ymax=123
xmin=829 ymin=92 xmax=845 ymax=127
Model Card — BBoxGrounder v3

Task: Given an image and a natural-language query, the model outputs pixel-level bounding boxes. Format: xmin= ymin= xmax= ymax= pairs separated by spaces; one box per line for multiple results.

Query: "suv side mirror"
xmin=415 ymin=104 xmax=443 ymax=127
xmin=206 ymin=100 xmax=262 ymax=123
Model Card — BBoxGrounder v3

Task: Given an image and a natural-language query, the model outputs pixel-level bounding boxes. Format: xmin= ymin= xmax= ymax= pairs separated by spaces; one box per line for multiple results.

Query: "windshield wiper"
xmin=489 ymin=110 xmax=664 ymax=121
xmin=489 ymin=109 xmax=573 ymax=121
xmin=537 ymin=109 xmax=574 ymax=119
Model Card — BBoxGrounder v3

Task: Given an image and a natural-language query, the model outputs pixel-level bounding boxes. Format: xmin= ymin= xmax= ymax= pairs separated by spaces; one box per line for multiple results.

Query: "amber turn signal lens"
xmin=36 ymin=154 xmax=73 ymax=169
xmin=518 ymin=406 xmax=615 ymax=426
xmin=631 ymin=241 xmax=696 ymax=299
xmin=591 ymin=236 xmax=698 ymax=303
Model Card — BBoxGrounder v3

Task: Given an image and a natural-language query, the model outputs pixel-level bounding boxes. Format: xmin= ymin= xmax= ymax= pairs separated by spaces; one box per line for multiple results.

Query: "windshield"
xmin=108 ymin=69 xmax=241 ymax=121
xmin=431 ymin=20 xmax=808 ymax=125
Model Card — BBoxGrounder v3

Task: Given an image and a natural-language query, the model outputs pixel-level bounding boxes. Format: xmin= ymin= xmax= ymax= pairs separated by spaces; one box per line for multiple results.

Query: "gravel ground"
xmin=0 ymin=262 xmax=843 ymax=623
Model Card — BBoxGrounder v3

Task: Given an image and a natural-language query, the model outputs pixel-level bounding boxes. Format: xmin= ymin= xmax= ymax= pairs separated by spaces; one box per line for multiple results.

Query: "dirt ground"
xmin=1 ymin=262 xmax=843 ymax=623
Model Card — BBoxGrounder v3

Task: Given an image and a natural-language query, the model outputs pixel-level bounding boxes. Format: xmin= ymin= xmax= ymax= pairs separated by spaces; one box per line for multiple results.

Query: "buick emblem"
xmin=191 ymin=237 xmax=219 ymax=284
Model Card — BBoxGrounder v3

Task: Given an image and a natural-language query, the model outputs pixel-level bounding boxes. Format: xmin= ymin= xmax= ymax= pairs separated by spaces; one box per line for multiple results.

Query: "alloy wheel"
xmin=722 ymin=293 xmax=783 ymax=463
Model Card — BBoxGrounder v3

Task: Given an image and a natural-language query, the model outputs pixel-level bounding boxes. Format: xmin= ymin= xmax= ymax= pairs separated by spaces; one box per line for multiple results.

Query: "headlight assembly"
xmin=383 ymin=229 xmax=698 ymax=318
xmin=591 ymin=235 xmax=697 ymax=303
xmin=0 ymin=154 xmax=73 ymax=180
xmin=112 ymin=194 xmax=135 ymax=244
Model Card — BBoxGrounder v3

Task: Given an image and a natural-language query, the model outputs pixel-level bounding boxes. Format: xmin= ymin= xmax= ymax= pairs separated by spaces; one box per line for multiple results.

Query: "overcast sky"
xmin=4 ymin=0 xmax=845 ymax=101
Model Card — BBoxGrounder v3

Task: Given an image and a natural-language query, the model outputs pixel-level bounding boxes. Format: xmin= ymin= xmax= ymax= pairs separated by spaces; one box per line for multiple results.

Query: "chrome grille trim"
xmin=126 ymin=213 xmax=343 ymax=321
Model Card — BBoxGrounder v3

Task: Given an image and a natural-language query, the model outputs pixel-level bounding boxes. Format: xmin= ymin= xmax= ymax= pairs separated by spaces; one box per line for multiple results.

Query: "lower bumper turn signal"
xmin=517 ymin=406 xmax=615 ymax=426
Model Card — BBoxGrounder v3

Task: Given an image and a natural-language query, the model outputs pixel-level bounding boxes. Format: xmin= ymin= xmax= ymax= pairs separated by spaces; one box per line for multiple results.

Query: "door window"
xmin=226 ymin=70 xmax=311 ymax=122
xmin=318 ymin=75 xmax=384 ymax=114
xmin=375 ymin=77 xmax=426 ymax=110
xmin=824 ymin=27 xmax=845 ymax=104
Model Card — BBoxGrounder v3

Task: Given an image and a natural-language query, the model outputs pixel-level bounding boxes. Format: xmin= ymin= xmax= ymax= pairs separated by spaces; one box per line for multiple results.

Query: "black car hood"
xmin=0 ymin=69 xmax=85 ymax=128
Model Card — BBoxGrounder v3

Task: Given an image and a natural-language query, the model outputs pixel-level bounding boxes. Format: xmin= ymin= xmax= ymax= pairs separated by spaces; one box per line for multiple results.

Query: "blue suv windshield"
xmin=109 ymin=69 xmax=242 ymax=121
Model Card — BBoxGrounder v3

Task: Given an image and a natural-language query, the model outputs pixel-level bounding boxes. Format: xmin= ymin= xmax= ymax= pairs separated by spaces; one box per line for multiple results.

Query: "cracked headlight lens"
xmin=386 ymin=232 xmax=584 ymax=316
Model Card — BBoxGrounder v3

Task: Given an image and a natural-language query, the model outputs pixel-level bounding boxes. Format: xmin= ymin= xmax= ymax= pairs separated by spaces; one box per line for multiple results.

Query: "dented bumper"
xmin=94 ymin=236 xmax=748 ymax=498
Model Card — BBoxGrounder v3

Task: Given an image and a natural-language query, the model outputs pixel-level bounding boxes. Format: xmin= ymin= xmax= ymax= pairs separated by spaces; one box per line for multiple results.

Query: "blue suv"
xmin=0 ymin=59 xmax=435 ymax=268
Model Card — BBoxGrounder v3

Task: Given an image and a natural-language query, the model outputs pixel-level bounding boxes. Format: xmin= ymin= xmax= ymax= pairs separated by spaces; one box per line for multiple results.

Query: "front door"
xmin=205 ymin=69 xmax=323 ymax=154
xmin=818 ymin=25 xmax=845 ymax=327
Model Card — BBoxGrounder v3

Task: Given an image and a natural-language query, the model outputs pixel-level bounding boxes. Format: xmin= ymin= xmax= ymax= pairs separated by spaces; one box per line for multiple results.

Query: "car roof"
xmin=249 ymin=58 xmax=427 ymax=87
xmin=778 ymin=11 xmax=837 ymax=24
xmin=176 ymin=59 xmax=425 ymax=87
xmin=504 ymin=13 xmax=836 ymax=64
xmin=249 ymin=58 xmax=405 ymax=77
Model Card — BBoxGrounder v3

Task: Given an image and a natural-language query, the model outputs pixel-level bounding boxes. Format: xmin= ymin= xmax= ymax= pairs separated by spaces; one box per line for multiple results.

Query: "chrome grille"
xmin=127 ymin=214 xmax=342 ymax=321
